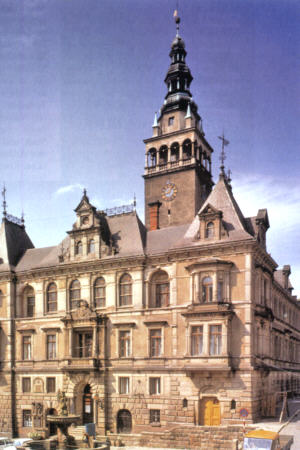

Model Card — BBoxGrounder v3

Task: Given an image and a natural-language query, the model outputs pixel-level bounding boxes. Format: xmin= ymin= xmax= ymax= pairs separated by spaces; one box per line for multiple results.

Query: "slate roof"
xmin=177 ymin=175 xmax=254 ymax=247
xmin=0 ymin=219 xmax=34 ymax=271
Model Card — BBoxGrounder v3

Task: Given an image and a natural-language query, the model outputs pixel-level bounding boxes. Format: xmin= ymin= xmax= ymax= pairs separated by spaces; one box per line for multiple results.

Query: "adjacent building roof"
xmin=0 ymin=219 xmax=34 ymax=271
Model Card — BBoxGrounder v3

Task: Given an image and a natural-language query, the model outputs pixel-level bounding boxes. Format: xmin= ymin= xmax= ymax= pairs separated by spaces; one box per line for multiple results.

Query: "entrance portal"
xmin=82 ymin=384 xmax=93 ymax=424
xmin=117 ymin=409 xmax=132 ymax=433
xmin=201 ymin=397 xmax=221 ymax=426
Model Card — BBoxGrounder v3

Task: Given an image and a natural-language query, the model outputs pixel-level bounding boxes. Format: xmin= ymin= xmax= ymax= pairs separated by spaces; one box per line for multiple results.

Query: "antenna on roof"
xmin=2 ymin=184 xmax=7 ymax=218
xmin=218 ymin=132 xmax=230 ymax=177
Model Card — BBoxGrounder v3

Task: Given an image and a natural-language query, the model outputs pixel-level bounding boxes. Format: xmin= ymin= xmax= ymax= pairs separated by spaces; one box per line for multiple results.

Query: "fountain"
xmin=46 ymin=391 xmax=80 ymax=448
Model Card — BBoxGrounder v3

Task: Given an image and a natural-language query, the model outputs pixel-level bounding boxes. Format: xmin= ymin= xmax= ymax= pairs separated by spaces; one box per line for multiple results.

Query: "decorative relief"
xmin=33 ymin=377 xmax=44 ymax=393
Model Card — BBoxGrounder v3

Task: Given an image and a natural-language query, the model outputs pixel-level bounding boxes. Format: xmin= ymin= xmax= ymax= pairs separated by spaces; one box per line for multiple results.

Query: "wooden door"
xmin=203 ymin=397 xmax=220 ymax=426
xmin=83 ymin=385 xmax=93 ymax=424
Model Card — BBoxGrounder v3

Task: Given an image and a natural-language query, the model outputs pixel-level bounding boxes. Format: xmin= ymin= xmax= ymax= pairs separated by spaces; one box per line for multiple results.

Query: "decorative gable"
xmin=66 ymin=190 xmax=114 ymax=261
xmin=197 ymin=203 xmax=226 ymax=240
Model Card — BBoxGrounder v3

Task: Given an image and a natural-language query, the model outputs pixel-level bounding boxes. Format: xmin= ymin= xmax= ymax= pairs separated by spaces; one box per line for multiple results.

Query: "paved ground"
xmin=249 ymin=397 xmax=300 ymax=449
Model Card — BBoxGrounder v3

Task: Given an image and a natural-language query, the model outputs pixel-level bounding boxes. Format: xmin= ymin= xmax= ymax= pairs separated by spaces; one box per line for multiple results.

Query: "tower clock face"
xmin=162 ymin=182 xmax=178 ymax=201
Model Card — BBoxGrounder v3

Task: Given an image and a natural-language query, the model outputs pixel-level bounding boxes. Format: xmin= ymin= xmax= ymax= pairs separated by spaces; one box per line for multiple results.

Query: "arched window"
xmin=94 ymin=277 xmax=106 ymax=308
xmin=75 ymin=241 xmax=83 ymax=255
xmin=159 ymin=145 xmax=168 ymax=165
xmin=119 ymin=274 xmax=132 ymax=307
xmin=231 ymin=399 xmax=236 ymax=410
xmin=202 ymin=276 xmax=213 ymax=302
xmin=47 ymin=282 xmax=57 ymax=312
xmin=88 ymin=239 xmax=95 ymax=254
xmin=69 ymin=280 xmax=81 ymax=309
xmin=182 ymin=139 xmax=192 ymax=160
xmin=170 ymin=142 xmax=179 ymax=162
xmin=206 ymin=222 xmax=214 ymax=238
xmin=24 ymin=286 xmax=35 ymax=317
xmin=150 ymin=271 xmax=169 ymax=308
xmin=148 ymin=148 xmax=157 ymax=167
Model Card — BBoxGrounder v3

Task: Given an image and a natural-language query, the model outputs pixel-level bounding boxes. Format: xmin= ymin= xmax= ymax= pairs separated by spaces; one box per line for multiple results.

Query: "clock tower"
xmin=144 ymin=15 xmax=214 ymax=231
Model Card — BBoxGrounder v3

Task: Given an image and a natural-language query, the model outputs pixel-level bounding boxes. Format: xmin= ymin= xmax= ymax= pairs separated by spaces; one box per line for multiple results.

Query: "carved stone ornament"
xmin=33 ymin=377 xmax=44 ymax=393
xmin=62 ymin=300 xmax=98 ymax=323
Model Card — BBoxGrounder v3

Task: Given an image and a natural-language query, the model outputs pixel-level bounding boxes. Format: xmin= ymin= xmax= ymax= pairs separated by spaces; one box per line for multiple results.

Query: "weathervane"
xmin=174 ymin=2 xmax=180 ymax=36
xmin=2 ymin=184 xmax=7 ymax=218
xmin=218 ymin=132 xmax=230 ymax=174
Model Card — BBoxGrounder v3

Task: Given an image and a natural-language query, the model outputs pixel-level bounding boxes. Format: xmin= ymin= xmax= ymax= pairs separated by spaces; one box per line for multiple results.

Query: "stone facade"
xmin=0 ymin=13 xmax=299 ymax=448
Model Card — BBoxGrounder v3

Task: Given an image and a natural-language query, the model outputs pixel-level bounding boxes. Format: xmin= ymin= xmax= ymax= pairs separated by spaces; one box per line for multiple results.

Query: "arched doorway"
xmin=47 ymin=408 xmax=58 ymax=436
xmin=117 ymin=409 xmax=132 ymax=433
xmin=201 ymin=397 xmax=220 ymax=426
xmin=83 ymin=384 xmax=93 ymax=424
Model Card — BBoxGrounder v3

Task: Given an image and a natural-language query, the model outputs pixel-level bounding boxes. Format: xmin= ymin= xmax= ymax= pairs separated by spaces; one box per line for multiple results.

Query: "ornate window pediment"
xmin=197 ymin=203 xmax=227 ymax=240
xmin=62 ymin=300 xmax=98 ymax=324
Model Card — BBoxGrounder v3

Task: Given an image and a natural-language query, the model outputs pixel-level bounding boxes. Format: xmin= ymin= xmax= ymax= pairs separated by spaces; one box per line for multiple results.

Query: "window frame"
xmin=149 ymin=377 xmax=161 ymax=395
xmin=209 ymin=324 xmax=222 ymax=356
xmin=201 ymin=276 xmax=213 ymax=303
xmin=191 ymin=325 xmax=204 ymax=356
xmin=22 ymin=410 xmax=32 ymax=428
xmin=149 ymin=328 xmax=162 ymax=358
xmin=149 ymin=409 xmax=160 ymax=425
xmin=119 ymin=376 xmax=130 ymax=395
xmin=74 ymin=330 xmax=93 ymax=358
xmin=46 ymin=377 xmax=56 ymax=393
xmin=119 ymin=273 xmax=132 ymax=307
xmin=22 ymin=335 xmax=32 ymax=361
xmin=46 ymin=334 xmax=57 ymax=360
xmin=94 ymin=277 xmax=106 ymax=308
xmin=119 ymin=330 xmax=131 ymax=358
xmin=22 ymin=377 xmax=31 ymax=393
xmin=88 ymin=239 xmax=95 ymax=254
xmin=69 ymin=279 xmax=81 ymax=310
xmin=46 ymin=282 xmax=57 ymax=313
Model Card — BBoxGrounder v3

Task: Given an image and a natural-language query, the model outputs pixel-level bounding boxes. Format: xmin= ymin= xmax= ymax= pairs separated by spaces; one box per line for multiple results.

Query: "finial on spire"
xmin=133 ymin=193 xmax=136 ymax=211
xmin=21 ymin=210 xmax=25 ymax=227
xmin=173 ymin=6 xmax=180 ymax=36
xmin=2 ymin=184 xmax=7 ymax=218
xmin=218 ymin=132 xmax=230 ymax=177
xmin=83 ymin=188 xmax=87 ymax=197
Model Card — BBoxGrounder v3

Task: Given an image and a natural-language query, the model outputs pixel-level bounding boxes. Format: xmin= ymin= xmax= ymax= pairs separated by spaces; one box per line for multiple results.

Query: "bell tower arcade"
xmin=144 ymin=15 xmax=214 ymax=231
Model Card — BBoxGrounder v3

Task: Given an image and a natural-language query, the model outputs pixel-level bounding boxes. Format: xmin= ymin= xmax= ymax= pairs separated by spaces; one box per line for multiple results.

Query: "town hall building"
xmin=0 ymin=14 xmax=299 ymax=444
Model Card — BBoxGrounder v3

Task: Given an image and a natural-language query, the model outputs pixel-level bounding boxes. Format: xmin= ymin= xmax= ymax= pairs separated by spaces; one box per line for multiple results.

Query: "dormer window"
xmin=205 ymin=222 xmax=214 ymax=238
xmin=81 ymin=216 xmax=89 ymax=225
xmin=75 ymin=241 xmax=83 ymax=255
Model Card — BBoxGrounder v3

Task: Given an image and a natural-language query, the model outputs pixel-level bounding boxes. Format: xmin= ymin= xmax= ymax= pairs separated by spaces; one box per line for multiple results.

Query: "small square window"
xmin=22 ymin=377 xmax=31 ymax=393
xmin=150 ymin=409 xmax=160 ymax=424
xmin=168 ymin=117 xmax=174 ymax=126
xmin=119 ymin=377 xmax=130 ymax=394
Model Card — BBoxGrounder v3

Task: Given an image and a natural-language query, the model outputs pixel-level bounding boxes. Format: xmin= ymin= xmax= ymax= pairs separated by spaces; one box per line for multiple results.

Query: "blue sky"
xmin=0 ymin=0 xmax=299 ymax=294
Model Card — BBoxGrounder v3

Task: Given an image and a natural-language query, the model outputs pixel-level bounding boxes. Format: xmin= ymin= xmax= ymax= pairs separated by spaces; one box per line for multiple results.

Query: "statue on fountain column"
xmin=57 ymin=390 xmax=68 ymax=416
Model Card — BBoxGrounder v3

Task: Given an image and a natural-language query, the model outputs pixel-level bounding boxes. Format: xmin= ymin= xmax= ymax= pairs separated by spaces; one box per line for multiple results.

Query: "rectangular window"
xmin=46 ymin=377 xmax=56 ymax=393
xmin=155 ymin=283 xmax=169 ymax=307
xmin=23 ymin=336 xmax=32 ymax=360
xmin=119 ymin=330 xmax=130 ymax=357
xmin=27 ymin=297 xmax=35 ymax=317
xmin=191 ymin=326 xmax=203 ymax=356
xmin=150 ymin=329 xmax=162 ymax=357
xmin=217 ymin=281 xmax=223 ymax=302
xmin=149 ymin=409 xmax=160 ymax=424
xmin=75 ymin=332 xmax=92 ymax=357
xmin=209 ymin=325 xmax=222 ymax=355
xmin=22 ymin=377 xmax=31 ymax=393
xmin=149 ymin=377 xmax=161 ymax=395
xmin=47 ymin=334 xmax=56 ymax=360
xmin=168 ymin=117 xmax=174 ymax=126
xmin=23 ymin=410 xmax=32 ymax=427
xmin=119 ymin=377 xmax=130 ymax=394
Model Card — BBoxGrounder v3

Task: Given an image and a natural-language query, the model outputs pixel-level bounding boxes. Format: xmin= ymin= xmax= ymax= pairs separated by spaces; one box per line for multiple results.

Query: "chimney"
xmin=282 ymin=265 xmax=291 ymax=290
xmin=148 ymin=201 xmax=161 ymax=231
